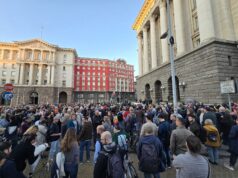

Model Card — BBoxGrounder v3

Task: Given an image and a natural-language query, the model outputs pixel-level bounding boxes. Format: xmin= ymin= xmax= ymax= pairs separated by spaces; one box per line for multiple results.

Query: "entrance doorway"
xmin=30 ymin=92 xmax=38 ymax=104
xmin=59 ymin=92 xmax=67 ymax=103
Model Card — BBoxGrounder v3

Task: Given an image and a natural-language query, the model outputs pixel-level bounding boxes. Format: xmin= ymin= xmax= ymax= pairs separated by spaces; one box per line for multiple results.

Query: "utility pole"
xmin=164 ymin=0 xmax=178 ymax=113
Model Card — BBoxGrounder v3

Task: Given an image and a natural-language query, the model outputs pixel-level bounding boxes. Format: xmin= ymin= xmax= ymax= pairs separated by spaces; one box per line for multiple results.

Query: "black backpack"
xmin=100 ymin=150 xmax=124 ymax=178
xmin=207 ymin=131 xmax=218 ymax=142
xmin=139 ymin=143 xmax=162 ymax=173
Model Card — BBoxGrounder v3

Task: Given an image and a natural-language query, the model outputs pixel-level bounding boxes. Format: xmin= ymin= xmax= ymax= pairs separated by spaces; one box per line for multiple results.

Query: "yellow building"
xmin=0 ymin=39 xmax=77 ymax=105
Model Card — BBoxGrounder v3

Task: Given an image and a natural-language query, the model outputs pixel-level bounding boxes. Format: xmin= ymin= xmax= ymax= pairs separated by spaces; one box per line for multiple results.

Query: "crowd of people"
xmin=0 ymin=101 xmax=237 ymax=178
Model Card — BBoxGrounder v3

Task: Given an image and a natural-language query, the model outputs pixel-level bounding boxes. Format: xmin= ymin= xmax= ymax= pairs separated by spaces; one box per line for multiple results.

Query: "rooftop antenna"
xmin=40 ymin=26 xmax=44 ymax=39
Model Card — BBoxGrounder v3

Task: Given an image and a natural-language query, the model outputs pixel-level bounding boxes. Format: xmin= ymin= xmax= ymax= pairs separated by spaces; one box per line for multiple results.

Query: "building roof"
xmin=132 ymin=0 xmax=155 ymax=32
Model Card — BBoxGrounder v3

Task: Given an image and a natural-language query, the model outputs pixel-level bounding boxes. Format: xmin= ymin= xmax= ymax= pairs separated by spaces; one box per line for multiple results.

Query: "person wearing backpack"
xmin=137 ymin=122 xmax=166 ymax=178
xmin=203 ymin=119 xmax=221 ymax=165
xmin=94 ymin=131 xmax=124 ymax=178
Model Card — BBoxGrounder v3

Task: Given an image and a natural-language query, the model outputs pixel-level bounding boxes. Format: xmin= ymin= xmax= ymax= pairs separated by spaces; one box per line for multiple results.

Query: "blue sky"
xmin=0 ymin=0 xmax=144 ymax=76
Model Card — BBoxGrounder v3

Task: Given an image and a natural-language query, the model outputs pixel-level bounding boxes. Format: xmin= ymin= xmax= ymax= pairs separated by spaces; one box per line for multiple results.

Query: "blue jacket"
xmin=158 ymin=121 xmax=171 ymax=148
xmin=0 ymin=159 xmax=26 ymax=178
xmin=229 ymin=125 xmax=238 ymax=155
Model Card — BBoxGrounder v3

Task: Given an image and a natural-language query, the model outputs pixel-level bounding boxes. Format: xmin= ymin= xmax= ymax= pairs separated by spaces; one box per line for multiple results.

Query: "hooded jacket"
xmin=203 ymin=124 xmax=221 ymax=147
xmin=93 ymin=142 xmax=124 ymax=178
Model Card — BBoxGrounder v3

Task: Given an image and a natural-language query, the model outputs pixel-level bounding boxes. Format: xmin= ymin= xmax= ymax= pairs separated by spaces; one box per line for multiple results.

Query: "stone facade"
xmin=136 ymin=39 xmax=238 ymax=104
xmin=0 ymin=39 xmax=77 ymax=105
xmin=133 ymin=0 xmax=238 ymax=104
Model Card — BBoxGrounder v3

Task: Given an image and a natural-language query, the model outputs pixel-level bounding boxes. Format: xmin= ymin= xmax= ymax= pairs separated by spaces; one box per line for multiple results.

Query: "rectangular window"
xmin=62 ymin=80 xmax=66 ymax=87
xmin=11 ymin=71 xmax=15 ymax=77
xmin=2 ymin=71 xmax=6 ymax=76
xmin=63 ymin=66 xmax=66 ymax=71
xmin=2 ymin=79 xmax=6 ymax=85
xmin=10 ymin=80 xmax=15 ymax=84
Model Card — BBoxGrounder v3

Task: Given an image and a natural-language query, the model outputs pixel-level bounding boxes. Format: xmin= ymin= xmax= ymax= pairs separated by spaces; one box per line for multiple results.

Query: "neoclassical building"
xmin=0 ymin=39 xmax=77 ymax=105
xmin=133 ymin=0 xmax=238 ymax=104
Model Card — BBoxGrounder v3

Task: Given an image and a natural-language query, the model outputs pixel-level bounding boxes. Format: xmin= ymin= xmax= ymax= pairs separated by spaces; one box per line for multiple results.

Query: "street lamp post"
xmin=161 ymin=0 xmax=178 ymax=113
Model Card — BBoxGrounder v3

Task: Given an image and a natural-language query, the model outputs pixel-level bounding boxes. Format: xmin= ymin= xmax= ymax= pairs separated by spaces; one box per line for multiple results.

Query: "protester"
xmin=61 ymin=128 xmax=79 ymax=178
xmin=173 ymin=135 xmax=209 ymax=178
xmin=170 ymin=114 xmax=193 ymax=157
xmin=137 ymin=122 xmax=165 ymax=178
xmin=224 ymin=117 xmax=238 ymax=171
xmin=78 ymin=114 xmax=93 ymax=164
xmin=93 ymin=131 xmax=124 ymax=178
xmin=93 ymin=125 xmax=105 ymax=164
xmin=203 ymin=119 xmax=221 ymax=165
xmin=0 ymin=141 xmax=26 ymax=178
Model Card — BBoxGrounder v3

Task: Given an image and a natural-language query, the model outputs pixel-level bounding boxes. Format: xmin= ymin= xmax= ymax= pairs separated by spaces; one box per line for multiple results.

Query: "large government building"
xmin=133 ymin=0 xmax=238 ymax=104
xmin=0 ymin=39 xmax=77 ymax=105
xmin=0 ymin=39 xmax=135 ymax=105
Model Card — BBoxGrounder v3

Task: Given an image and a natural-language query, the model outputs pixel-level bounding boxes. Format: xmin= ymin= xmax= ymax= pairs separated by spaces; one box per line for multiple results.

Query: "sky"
xmin=0 ymin=0 xmax=144 ymax=76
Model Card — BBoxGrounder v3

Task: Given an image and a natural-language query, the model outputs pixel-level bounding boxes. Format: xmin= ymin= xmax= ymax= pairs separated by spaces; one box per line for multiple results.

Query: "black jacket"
xmin=10 ymin=140 xmax=37 ymax=172
xmin=0 ymin=159 xmax=26 ymax=178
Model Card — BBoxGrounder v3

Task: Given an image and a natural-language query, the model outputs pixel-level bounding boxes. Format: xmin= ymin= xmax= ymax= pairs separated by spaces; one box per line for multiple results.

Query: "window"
xmin=10 ymin=80 xmax=15 ymax=84
xmin=63 ymin=66 xmax=66 ymax=71
xmin=44 ymin=80 xmax=47 ymax=85
xmin=103 ymin=82 xmax=105 ymax=86
xmin=64 ymin=54 xmax=67 ymax=59
xmin=87 ymin=82 xmax=90 ymax=86
xmin=1 ymin=79 xmax=6 ymax=85
xmin=11 ymin=71 xmax=15 ymax=77
xmin=45 ymin=53 xmax=49 ymax=60
xmin=35 ymin=80 xmax=38 ymax=84
xmin=26 ymin=80 xmax=29 ymax=85
xmin=27 ymin=51 xmax=32 ymax=59
xmin=3 ymin=63 xmax=6 ymax=68
xmin=62 ymin=80 xmax=66 ymax=87
xmin=2 ymin=71 xmax=6 ymax=76
xmin=12 ymin=64 xmax=15 ymax=69
xmin=3 ymin=50 xmax=10 ymax=59
xmin=92 ymin=82 xmax=95 ymax=86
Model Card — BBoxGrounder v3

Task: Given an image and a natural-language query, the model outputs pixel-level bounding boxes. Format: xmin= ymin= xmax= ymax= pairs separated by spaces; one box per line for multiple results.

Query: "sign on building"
xmin=220 ymin=80 xmax=236 ymax=94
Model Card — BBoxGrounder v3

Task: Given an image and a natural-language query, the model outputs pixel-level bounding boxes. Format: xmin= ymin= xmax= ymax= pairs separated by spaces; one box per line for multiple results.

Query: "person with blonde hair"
xmin=60 ymin=127 xmax=79 ymax=178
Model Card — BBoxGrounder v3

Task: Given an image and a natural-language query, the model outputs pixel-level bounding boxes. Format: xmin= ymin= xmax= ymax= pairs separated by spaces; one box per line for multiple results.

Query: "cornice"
xmin=132 ymin=0 xmax=155 ymax=32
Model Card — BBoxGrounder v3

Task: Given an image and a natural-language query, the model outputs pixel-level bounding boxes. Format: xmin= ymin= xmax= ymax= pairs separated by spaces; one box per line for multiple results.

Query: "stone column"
xmin=137 ymin=34 xmax=143 ymax=75
xmin=217 ymin=0 xmax=235 ymax=40
xmin=160 ymin=1 xmax=169 ymax=63
xmin=29 ymin=64 xmax=34 ymax=85
xmin=143 ymin=27 xmax=149 ymax=73
xmin=19 ymin=64 xmax=25 ymax=85
xmin=47 ymin=65 xmax=51 ymax=85
xmin=38 ymin=64 xmax=43 ymax=85
xmin=15 ymin=64 xmax=20 ymax=84
xmin=31 ymin=50 xmax=34 ymax=61
xmin=51 ymin=65 xmax=55 ymax=85
xmin=52 ymin=52 xmax=55 ymax=63
xmin=40 ymin=50 xmax=43 ymax=61
xmin=150 ymin=15 xmax=157 ymax=69
xmin=174 ymin=0 xmax=186 ymax=55
xmin=197 ymin=0 xmax=216 ymax=43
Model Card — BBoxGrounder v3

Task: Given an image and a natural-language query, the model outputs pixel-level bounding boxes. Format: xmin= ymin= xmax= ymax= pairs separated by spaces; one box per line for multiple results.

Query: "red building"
xmin=74 ymin=58 xmax=134 ymax=103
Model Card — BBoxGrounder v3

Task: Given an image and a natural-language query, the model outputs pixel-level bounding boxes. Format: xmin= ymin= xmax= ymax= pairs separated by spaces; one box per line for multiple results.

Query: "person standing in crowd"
xmin=0 ymin=141 xmax=26 ymax=178
xmin=94 ymin=125 xmax=105 ymax=164
xmin=137 ymin=122 xmax=165 ymax=178
xmin=78 ymin=114 xmax=93 ymax=164
xmin=187 ymin=114 xmax=201 ymax=138
xmin=173 ymin=135 xmax=209 ymax=178
xmin=92 ymin=110 xmax=102 ymax=145
xmin=170 ymin=114 xmax=193 ymax=157
xmin=158 ymin=113 xmax=171 ymax=168
xmin=145 ymin=113 xmax=158 ymax=136
xmin=48 ymin=116 xmax=61 ymax=164
xmin=102 ymin=116 xmax=113 ymax=133
xmin=61 ymin=128 xmax=79 ymax=178
xmin=203 ymin=119 xmax=221 ymax=165
xmin=94 ymin=131 xmax=124 ymax=178
xmin=169 ymin=114 xmax=177 ymax=131
xmin=224 ymin=117 xmax=238 ymax=171
xmin=202 ymin=106 xmax=217 ymax=126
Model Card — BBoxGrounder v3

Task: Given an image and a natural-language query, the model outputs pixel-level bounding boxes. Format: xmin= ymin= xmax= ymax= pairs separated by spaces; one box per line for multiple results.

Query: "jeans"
xmin=49 ymin=140 xmax=60 ymax=160
xmin=80 ymin=140 xmax=91 ymax=162
xmin=64 ymin=163 xmax=78 ymax=178
xmin=164 ymin=146 xmax=171 ymax=167
xmin=144 ymin=172 xmax=160 ymax=178
xmin=207 ymin=146 xmax=219 ymax=163
xmin=230 ymin=152 xmax=238 ymax=167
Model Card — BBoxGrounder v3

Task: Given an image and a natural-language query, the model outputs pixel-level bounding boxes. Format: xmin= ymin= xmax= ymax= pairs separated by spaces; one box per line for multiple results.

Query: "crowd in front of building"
xmin=0 ymin=100 xmax=237 ymax=178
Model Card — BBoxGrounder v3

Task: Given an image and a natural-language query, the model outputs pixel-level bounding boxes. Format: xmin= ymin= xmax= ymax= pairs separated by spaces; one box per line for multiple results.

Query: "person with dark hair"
xmin=187 ymin=114 xmax=201 ymax=138
xmin=170 ymin=114 xmax=193 ymax=157
xmin=173 ymin=135 xmax=209 ymax=178
xmin=0 ymin=141 xmax=26 ymax=178
xmin=78 ymin=115 xmax=93 ymax=164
